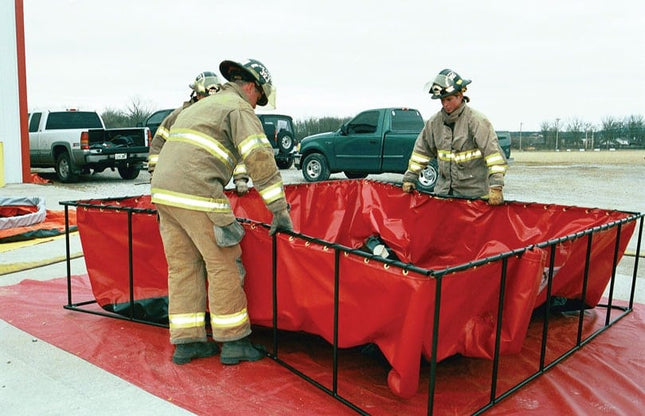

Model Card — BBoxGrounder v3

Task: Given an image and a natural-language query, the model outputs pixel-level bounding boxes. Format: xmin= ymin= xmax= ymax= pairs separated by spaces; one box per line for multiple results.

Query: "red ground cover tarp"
xmin=2 ymin=275 xmax=643 ymax=415
xmin=74 ymin=180 xmax=636 ymax=398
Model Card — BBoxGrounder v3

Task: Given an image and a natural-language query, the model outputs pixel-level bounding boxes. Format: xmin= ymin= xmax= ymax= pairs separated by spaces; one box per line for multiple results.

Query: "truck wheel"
xmin=302 ymin=153 xmax=330 ymax=182
xmin=277 ymin=131 xmax=295 ymax=154
xmin=344 ymin=172 xmax=368 ymax=179
xmin=276 ymin=157 xmax=293 ymax=169
xmin=416 ymin=159 xmax=438 ymax=192
xmin=118 ymin=165 xmax=140 ymax=180
xmin=55 ymin=152 xmax=78 ymax=183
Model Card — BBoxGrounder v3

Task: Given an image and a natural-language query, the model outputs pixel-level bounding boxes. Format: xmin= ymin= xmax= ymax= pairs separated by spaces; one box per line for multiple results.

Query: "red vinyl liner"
xmin=74 ymin=180 xmax=635 ymax=398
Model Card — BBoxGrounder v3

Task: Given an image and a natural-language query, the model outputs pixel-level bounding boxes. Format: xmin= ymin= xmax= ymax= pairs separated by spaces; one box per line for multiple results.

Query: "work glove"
xmin=402 ymin=182 xmax=416 ymax=193
xmin=269 ymin=209 xmax=293 ymax=236
xmin=234 ymin=179 xmax=249 ymax=196
xmin=488 ymin=186 xmax=504 ymax=206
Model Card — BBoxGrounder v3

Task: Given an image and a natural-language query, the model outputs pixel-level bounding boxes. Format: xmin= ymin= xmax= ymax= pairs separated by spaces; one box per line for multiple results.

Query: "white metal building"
xmin=0 ymin=0 xmax=29 ymax=185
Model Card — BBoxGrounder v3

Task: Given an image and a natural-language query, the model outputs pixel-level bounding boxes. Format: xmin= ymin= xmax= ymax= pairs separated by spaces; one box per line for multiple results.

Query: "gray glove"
xmin=234 ymin=179 xmax=249 ymax=196
xmin=269 ymin=209 xmax=293 ymax=236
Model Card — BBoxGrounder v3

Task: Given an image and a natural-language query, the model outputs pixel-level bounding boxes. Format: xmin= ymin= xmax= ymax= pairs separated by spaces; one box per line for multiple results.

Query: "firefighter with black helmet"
xmin=151 ymin=58 xmax=292 ymax=365
xmin=402 ymin=69 xmax=507 ymax=205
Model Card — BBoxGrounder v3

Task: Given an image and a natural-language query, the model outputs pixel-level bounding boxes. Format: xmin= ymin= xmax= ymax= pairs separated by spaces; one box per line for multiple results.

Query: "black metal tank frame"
xmin=59 ymin=198 xmax=644 ymax=415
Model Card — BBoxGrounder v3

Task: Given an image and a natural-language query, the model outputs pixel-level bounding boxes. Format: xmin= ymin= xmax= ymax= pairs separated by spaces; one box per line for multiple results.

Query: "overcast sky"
xmin=23 ymin=0 xmax=644 ymax=131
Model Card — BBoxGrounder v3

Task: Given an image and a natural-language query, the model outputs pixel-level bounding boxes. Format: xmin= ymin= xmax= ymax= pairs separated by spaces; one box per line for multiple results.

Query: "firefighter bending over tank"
xmin=402 ymin=69 xmax=507 ymax=205
xmin=147 ymin=71 xmax=250 ymax=195
xmin=151 ymin=58 xmax=293 ymax=365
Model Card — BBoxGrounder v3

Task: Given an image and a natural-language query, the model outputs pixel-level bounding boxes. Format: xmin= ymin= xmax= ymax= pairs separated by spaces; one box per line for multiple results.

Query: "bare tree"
xmin=126 ymin=96 xmax=154 ymax=126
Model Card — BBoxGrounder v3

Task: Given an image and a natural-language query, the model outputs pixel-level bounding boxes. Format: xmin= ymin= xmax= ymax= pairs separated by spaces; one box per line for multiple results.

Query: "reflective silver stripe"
xmin=169 ymin=312 xmax=205 ymax=329
xmin=148 ymin=154 xmax=158 ymax=164
xmin=259 ymin=182 xmax=285 ymax=204
xmin=233 ymin=163 xmax=248 ymax=176
xmin=151 ymin=188 xmax=232 ymax=213
xmin=238 ymin=134 xmax=272 ymax=159
xmin=168 ymin=129 xmax=235 ymax=170
xmin=157 ymin=126 xmax=170 ymax=140
xmin=210 ymin=308 xmax=249 ymax=329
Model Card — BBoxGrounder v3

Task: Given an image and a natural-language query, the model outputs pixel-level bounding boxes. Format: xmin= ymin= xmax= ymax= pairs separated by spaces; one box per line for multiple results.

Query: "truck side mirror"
xmin=340 ymin=124 xmax=348 ymax=135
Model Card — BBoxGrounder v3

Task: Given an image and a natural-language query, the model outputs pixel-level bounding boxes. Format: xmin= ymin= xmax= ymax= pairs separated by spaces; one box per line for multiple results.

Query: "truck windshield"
xmin=45 ymin=111 xmax=103 ymax=130
xmin=390 ymin=109 xmax=424 ymax=132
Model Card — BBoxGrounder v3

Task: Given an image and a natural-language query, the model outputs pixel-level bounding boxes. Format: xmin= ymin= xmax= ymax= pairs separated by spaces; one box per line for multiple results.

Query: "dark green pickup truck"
xmin=294 ymin=107 xmax=438 ymax=192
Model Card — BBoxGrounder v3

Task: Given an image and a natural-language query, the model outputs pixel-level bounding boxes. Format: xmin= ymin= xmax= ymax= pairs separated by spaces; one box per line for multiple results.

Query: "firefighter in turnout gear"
xmin=147 ymin=71 xmax=250 ymax=195
xmin=402 ymin=69 xmax=507 ymax=205
xmin=151 ymin=59 xmax=293 ymax=365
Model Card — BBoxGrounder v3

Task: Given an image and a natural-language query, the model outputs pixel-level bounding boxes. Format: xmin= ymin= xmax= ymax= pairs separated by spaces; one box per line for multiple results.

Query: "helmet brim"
xmin=220 ymin=60 xmax=271 ymax=106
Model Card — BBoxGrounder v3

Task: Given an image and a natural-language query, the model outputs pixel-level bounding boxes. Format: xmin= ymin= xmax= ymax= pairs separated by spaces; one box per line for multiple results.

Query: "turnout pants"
xmin=156 ymin=204 xmax=251 ymax=344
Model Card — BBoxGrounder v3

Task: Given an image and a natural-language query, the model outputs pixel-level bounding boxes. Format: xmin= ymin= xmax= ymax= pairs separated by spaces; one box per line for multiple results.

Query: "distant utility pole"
xmin=519 ymin=122 xmax=523 ymax=151
xmin=555 ymin=118 xmax=560 ymax=151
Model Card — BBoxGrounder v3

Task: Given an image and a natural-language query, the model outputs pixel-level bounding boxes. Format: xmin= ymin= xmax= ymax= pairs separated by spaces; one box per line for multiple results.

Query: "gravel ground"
xmin=3 ymin=148 xmax=644 ymax=249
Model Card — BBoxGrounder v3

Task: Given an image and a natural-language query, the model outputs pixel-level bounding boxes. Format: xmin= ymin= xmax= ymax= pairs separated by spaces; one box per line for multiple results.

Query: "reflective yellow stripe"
xmin=489 ymin=164 xmax=508 ymax=174
xmin=169 ymin=312 xmax=205 ymax=330
xmin=437 ymin=149 xmax=454 ymax=161
xmin=485 ymin=153 xmax=505 ymax=165
xmin=157 ymin=126 xmax=170 ymax=140
xmin=233 ymin=163 xmax=248 ymax=176
xmin=259 ymin=182 xmax=285 ymax=204
xmin=210 ymin=308 xmax=249 ymax=329
xmin=168 ymin=128 xmax=236 ymax=170
xmin=407 ymin=151 xmax=430 ymax=173
xmin=151 ymin=188 xmax=232 ymax=213
xmin=454 ymin=149 xmax=482 ymax=163
xmin=148 ymin=154 xmax=158 ymax=164
xmin=238 ymin=134 xmax=272 ymax=159
xmin=410 ymin=151 xmax=431 ymax=165
xmin=438 ymin=148 xmax=483 ymax=163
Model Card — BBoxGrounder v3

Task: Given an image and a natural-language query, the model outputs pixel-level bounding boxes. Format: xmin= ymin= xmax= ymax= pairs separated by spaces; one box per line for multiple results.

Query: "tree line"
xmin=529 ymin=115 xmax=644 ymax=150
xmin=101 ymin=98 xmax=643 ymax=149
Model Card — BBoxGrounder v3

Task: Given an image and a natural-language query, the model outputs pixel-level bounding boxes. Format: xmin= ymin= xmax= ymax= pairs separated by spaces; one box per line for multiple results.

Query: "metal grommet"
xmin=344 ymin=252 xmax=349 ymax=257
xmin=402 ymin=269 xmax=409 ymax=275
xmin=289 ymin=236 xmax=294 ymax=241
xmin=305 ymin=241 xmax=311 ymax=247
xmin=323 ymin=246 xmax=329 ymax=251
xmin=383 ymin=264 xmax=390 ymax=269
xmin=364 ymin=258 xmax=369 ymax=264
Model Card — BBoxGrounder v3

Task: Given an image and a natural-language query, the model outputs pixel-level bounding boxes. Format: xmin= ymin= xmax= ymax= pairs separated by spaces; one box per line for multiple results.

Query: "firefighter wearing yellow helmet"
xmin=402 ymin=69 xmax=507 ymax=205
xmin=151 ymin=58 xmax=292 ymax=365
xmin=147 ymin=71 xmax=249 ymax=195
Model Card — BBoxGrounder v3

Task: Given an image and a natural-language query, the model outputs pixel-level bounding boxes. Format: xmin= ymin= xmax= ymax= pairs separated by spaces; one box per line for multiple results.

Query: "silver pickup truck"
xmin=28 ymin=110 xmax=150 ymax=182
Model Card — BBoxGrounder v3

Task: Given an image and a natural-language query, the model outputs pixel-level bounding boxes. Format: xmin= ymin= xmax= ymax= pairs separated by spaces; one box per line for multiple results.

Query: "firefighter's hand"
xmin=269 ymin=209 xmax=293 ymax=236
xmin=234 ymin=179 xmax=249 ymax=196
xmin=402 ymin=182 xmax=416 ymax=193
xmin=488 ymin=186 xmax=504 ymax=206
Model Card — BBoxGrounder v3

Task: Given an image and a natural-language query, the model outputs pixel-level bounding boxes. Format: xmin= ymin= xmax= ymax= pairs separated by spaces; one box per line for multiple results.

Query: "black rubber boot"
xmin=172 ymin=341 xmax=220 ymax=365
xmin=220 ymin=336 xmax=266 ymax=365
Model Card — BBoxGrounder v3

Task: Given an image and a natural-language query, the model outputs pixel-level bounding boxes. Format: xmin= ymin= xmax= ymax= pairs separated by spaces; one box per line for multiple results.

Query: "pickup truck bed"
xmin=29 ymin=110 xmax=150 ymax=182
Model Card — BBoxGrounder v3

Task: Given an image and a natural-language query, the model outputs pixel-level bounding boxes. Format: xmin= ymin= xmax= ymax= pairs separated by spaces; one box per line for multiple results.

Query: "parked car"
xmin=257 ymin=114 xmax=298 ymax=169
xmin=294 ymin=108 xmax=438 ymax=192
xmin=496 ymin=131 xmax=512 ymax=159
xmin=28 ymin=109 xmax=150 ymax=182
xmin=144 ymin=108 xmax=298 ymax=169
xmin=141 ymin=108 xmax=174 ymax=137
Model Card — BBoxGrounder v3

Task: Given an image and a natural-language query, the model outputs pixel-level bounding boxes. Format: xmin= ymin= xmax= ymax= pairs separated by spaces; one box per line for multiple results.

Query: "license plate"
xmin=115 ymin=153 xmax=127 ymax=160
